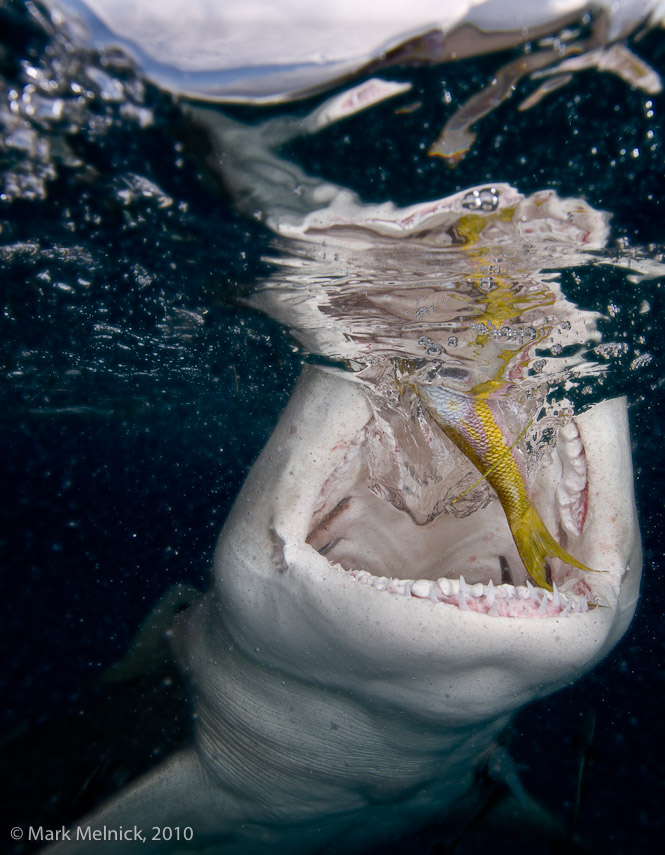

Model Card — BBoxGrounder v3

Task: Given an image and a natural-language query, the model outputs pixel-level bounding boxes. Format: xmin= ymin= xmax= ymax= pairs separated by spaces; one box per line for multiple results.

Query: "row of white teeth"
xmin=342 ymin=567 xmax=592 ymax=618
xmin=557 ymin=419 xmax=588 ymax=537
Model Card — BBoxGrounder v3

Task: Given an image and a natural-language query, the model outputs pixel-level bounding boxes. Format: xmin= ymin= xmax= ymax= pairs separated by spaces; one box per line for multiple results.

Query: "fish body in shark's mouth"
xmin=416 ymin=382 xmax=594 ymax=592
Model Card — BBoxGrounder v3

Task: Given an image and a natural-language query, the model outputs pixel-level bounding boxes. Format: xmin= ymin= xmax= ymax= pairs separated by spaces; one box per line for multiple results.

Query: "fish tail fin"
xmin=511 ymin=504 xmax=593 ymax=591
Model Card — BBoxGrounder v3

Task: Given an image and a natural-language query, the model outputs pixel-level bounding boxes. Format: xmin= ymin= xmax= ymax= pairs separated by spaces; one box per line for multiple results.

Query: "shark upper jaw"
xmin=214 ymin=364 xmax=641 ymax=722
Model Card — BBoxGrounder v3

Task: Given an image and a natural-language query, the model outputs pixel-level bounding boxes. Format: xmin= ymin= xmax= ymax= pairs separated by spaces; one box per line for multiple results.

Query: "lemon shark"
xmin=40 ymin=159 xmax=644 ymax=853
xmin=42 ymin=365 xmax=641 ymax=854
xmin=41 ymin=1 xmax=649 ymax=852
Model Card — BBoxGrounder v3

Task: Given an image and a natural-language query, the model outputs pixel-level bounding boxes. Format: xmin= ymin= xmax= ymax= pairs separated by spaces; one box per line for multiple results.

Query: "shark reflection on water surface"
xmin=32 ymin=0 xmax=663 ymax=852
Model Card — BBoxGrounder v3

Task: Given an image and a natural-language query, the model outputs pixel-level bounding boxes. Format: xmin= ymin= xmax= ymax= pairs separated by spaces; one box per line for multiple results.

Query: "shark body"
xmin=44 ymin=366 xmax=641 ymax=853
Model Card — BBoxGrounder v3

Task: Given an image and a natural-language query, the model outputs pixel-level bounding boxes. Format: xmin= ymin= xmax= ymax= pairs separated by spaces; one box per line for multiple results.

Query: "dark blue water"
xmin=1 ymin=3 xmax=665 ymax=853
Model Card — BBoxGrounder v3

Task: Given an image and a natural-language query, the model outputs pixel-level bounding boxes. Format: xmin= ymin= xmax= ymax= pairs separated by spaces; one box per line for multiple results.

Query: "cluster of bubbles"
xmin=0 ymin=2 xmax=289 ymax=420
xmin=0 ymin=2 xmax=152 ymax=203
xmin=461 ymin=187 xmax=500 ymax=213
xmin=470 ymin=321 xmax=537 ymax=346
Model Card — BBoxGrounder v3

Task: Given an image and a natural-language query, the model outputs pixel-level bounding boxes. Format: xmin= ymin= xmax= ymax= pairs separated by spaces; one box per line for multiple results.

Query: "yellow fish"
xmin=418 ymin=384 xmax=592 ymax=591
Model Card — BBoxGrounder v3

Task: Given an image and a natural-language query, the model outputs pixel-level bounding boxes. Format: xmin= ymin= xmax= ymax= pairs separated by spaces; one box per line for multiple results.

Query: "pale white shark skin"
xmin=43 ymin=366 xmax=641 ymax=854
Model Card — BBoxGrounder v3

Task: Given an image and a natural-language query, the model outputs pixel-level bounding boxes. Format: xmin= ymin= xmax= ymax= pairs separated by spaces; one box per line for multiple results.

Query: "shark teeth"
xmin=341 ymin=567 xmax=593 ymax=618
xmin=556 ymin=419 xmax=589 ymax=537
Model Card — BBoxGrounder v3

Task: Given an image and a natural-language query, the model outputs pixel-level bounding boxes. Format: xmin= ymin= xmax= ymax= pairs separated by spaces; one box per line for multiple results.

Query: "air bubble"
xmin=461 ymin=187 xmax=500 ymax=212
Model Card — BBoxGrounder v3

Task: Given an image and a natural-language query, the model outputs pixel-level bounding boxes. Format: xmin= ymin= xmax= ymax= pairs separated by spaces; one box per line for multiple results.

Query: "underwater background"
xmin=1 ymin=1 xmax=665 ymax=852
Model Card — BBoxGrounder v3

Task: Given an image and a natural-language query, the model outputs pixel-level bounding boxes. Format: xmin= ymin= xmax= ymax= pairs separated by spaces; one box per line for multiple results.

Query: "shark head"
xmin=39 ymin=364 xmax=642 ymax=852
xmin=212 ymin=365 xmax=641 ymax=728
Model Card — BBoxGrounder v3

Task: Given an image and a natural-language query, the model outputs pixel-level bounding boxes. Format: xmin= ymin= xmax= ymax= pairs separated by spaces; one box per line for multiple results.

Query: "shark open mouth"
xmin=215 ymin=364 xmax=640 ymax=703
xmin=305 ymin=394 xmax=599 ymax=619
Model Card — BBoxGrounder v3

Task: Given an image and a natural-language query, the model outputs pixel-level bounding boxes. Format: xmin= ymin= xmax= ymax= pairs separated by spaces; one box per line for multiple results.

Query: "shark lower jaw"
xmin=325 ymin=557 xmax=594 ymax=620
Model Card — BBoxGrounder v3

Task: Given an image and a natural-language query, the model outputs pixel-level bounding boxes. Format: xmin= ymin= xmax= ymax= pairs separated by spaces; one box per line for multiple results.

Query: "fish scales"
xmin=419 ymin=384 xmax=593 ymax=590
